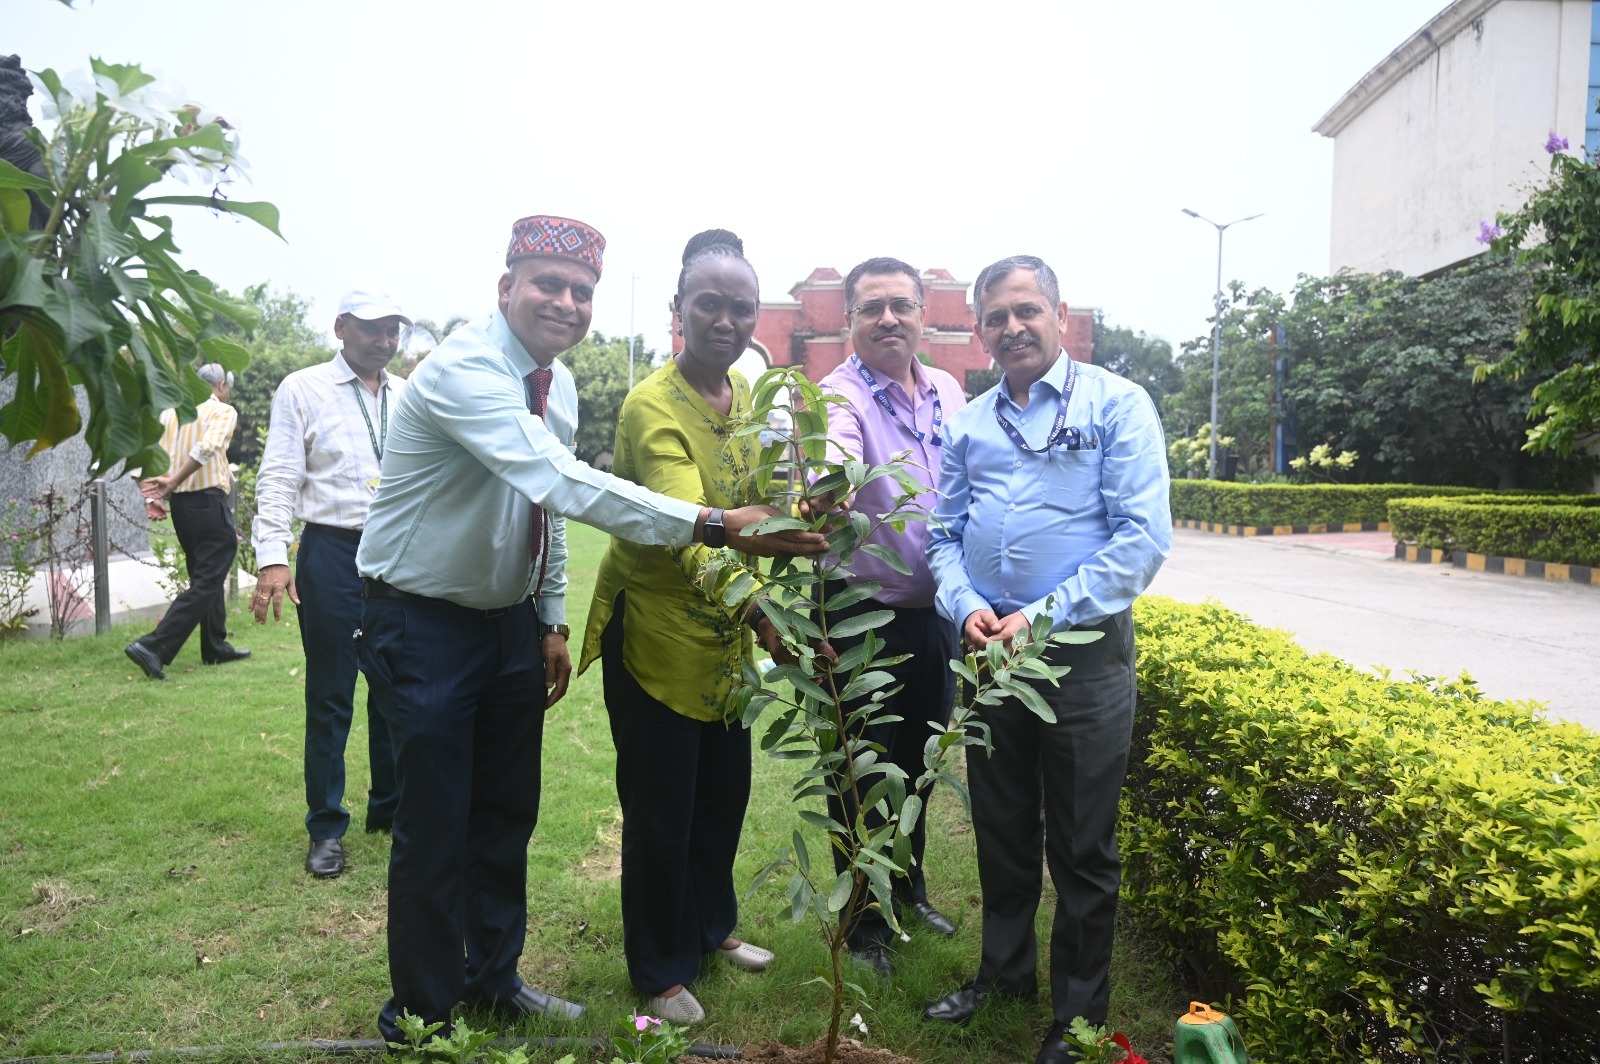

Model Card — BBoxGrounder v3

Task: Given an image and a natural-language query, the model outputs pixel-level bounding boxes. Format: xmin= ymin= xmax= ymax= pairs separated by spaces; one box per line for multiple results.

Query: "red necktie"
xmin=526 ymin=367 xmax=554 ymax=591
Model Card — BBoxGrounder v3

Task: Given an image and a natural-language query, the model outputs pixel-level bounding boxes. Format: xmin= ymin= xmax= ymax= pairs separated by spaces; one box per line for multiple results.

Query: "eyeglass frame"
xmin=848 ymin=297 xmax=924 ymax=320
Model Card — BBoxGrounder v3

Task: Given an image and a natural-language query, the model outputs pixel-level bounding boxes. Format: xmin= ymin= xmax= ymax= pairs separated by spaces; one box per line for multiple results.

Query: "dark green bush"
xmin=1125 ymin=597 xmax=1600 ymax=1062
xmin=1169 ymin=482 xmax=1482 ymax=527
xmin=1388 ymin=495 xmax=1600 ymax=566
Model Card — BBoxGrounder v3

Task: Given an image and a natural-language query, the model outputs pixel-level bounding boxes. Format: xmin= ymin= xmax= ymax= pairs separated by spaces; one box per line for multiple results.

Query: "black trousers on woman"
xmin=601 ymin=594 xmax=751 ymax=996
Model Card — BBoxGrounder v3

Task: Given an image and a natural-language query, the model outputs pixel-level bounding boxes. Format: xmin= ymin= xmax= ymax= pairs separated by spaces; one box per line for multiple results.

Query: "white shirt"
xmin=251 ymin=351 xmax=406 ymax=570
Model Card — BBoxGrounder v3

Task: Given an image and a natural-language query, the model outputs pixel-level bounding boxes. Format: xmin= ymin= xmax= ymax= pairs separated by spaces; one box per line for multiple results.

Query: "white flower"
xmin=849 ymin=1013 xmax=868 ymax=1036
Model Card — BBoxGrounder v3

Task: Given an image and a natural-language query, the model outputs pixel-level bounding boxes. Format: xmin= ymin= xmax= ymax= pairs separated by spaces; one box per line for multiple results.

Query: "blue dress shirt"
xmin=926 ymin=349 xmax=1171 ymax=633
xmin=356 ymin=310 xmax=700 ymax=615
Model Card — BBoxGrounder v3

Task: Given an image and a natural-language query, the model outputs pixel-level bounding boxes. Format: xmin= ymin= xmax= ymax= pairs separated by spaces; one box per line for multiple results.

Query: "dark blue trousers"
xmin=297 ymin=524 xmax=397 ymax=840
xmin=136 ymin=488 xmax=236 ymax=664
xmin=822 ymin=584 xmax=958 ymax=949
xmin=602 ymin=600 xmax=749 ymax=995
xmin=968 ymin=608 xmax=1135 ymax=1026
xmin=359 ymin=593 xmax=545 ymax=1043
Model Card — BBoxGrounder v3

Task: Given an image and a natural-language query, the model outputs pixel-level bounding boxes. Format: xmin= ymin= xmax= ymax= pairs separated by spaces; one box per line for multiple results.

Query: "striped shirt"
xmin=160 ymin=396 xmax=237 ymax=493
xmin=251 ymin=352 xmax=406 ymax=570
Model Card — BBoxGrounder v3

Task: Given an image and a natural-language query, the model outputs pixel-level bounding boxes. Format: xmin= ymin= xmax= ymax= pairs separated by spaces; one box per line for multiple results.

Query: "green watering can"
xmin=1173 ymin=1002 xmax=1248 ymax=1064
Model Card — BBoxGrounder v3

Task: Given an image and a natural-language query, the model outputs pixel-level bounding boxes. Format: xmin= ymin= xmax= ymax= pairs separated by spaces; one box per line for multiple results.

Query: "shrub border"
xmin=1393 ymin=541 xmax=1599 ymax=584
xmin=1176 ymin=518 xmax=1389 ymax=537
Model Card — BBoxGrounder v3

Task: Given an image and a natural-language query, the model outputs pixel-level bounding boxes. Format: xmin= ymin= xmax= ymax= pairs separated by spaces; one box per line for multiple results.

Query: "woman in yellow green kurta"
xmin=577 ymin=230 xmax=782 ymax=1025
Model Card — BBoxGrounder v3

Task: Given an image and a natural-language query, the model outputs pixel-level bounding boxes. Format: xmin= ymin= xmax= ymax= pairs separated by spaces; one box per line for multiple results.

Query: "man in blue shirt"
xmin=355 ymin=215 xmax=825 ymax=1044
xmin=923 ymin=255 xmax=1171 ymax=1064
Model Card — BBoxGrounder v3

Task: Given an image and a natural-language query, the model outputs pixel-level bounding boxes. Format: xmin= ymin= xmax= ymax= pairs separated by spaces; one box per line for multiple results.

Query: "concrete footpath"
xmin=1145 ymin=528 xmax=1600 ymax=731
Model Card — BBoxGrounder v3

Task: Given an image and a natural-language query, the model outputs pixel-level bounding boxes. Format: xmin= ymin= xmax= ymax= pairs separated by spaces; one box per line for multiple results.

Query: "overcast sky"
xmin=14 ymin=0 xmax=1451 ymax=360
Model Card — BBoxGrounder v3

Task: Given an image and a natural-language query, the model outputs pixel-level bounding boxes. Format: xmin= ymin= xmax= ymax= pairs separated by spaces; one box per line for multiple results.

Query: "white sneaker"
xmin=646 ymin=986 xmax=705 ymax=1024
xmin=717 ymin=941 xmax=774 ymax=972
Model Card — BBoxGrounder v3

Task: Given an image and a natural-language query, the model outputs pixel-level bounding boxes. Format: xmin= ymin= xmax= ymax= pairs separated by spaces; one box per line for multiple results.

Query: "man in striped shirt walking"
xmin=126 ymin=363 xmax=249 ymax=681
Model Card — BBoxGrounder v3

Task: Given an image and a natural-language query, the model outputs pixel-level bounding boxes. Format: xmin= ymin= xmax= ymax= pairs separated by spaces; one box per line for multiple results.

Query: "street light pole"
xmin=1182 ymin=208 xmax=1262 ymax=479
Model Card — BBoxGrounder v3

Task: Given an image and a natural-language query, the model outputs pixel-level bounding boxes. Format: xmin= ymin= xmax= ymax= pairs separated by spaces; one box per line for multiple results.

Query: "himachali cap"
xmin=506 ymin=214 xmax=605 ymax=277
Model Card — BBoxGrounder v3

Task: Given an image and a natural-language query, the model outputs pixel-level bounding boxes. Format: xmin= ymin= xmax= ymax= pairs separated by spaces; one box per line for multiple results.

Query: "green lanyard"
xmin=349 ymin=380 xmax=388 ymax=461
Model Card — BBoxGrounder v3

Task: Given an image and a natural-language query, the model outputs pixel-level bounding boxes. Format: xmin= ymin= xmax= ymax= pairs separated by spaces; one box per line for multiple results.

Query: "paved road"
xmin=1145 ymin=528 xmax=1600 ymax=731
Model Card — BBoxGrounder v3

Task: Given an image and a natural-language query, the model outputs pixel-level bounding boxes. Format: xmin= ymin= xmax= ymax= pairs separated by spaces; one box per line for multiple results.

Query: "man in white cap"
xmin=127 ymin=363 xmax=248 ymax=680
xmin=251 ymin=286 xmax=410 ymax=879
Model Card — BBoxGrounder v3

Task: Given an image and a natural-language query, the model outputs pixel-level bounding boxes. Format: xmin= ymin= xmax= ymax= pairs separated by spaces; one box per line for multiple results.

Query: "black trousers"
xmin=968 ymin=608 xmax=1135 ymax=1026
xmin=602 ymin=597 xmax=750 ymax=995
xmin=137 ymin=488 xmax=237 ymax=664
xmin=822 ymin=584 xmax=958 ymax=948
xmin=297 ymin=524 xmax=397 ymax=841
xmin=359 ymin=593 xmax=545 ymax=1043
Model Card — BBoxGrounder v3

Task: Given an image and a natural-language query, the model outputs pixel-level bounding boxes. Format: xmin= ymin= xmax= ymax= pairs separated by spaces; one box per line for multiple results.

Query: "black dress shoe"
xmin=922 ymin=979 xmax=1035 ymax=1024
xmin=496 ymin=983 xmax=584 ymax=1022
xmin=1035 ymin=1022 xmax=1081 ymax=1064
xmin=204 ymin=646 xmax=251 ymax=665
xmin=923 ymin=981 xmax=990 ymax=1024
xmin=849 ymin=943 xmax=895 ymax=977
xmin=305 ymin=837 xmax=345 ymax=878
xmin=125 ymin=642 xmax=166 ymax=680
xmin=911 ymin=900 xmax=956 ymax=937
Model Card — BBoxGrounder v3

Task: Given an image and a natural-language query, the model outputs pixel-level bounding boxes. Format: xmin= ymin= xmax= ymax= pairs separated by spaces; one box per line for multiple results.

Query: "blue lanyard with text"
xmin=349 ymin=380 xmax=388 ymax=461
xmin=851 ymin=355 xmax=942 ymax=447
xmin=993 ymin=357 xmax=1093 ymax=454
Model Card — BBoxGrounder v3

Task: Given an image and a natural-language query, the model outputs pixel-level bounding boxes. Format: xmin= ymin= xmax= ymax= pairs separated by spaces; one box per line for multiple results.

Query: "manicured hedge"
xmin=1169 ymin=482 xmax=1483 ymax=527
xmin=1125 ymin=597 xmax=1600 ymax=1062
xmin=1387 ymin=494 xmax=1600 ymax=567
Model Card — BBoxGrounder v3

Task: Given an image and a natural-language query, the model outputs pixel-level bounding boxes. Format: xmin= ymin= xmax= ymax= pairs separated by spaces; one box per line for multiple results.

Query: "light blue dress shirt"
xmin=356 ymin=310 xmax=700 ymax=616
xmin=926 ymin=349 xmax=1172 ymax=633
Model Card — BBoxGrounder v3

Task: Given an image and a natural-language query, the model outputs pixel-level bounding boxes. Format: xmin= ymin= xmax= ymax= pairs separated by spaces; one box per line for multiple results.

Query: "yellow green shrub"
xmin=1125 ymin=597 xmax=1600 ymax=1062
xmin=1387 ymin=494 xmax=1600 ymax=567
xmin=1170 ymin=482 xmax=1482 ymax=527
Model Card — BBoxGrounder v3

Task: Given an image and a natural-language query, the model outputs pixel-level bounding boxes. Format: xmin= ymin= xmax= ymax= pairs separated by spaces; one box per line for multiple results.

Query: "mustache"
xmin=1000 ymin=335 xmax=1035 ymax=351
xmin=871 ymin=326 xmax=907 ymax=342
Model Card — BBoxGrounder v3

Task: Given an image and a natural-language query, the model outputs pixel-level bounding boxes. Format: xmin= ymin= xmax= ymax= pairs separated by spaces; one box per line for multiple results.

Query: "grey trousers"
xmin=967 ymin=607 xmax=1135 ymax=1026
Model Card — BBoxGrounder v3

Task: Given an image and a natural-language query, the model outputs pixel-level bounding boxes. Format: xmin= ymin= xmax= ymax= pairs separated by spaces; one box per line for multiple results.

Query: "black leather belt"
xmin=305 ymin=522 xmax=362 ymax=545
xmin=362 ymin=579 xmax=518 ymax=619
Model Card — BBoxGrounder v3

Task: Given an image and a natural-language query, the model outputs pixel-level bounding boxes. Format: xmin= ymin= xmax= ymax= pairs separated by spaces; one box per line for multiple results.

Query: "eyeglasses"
xmin=849 ymin=298 xmax=923 ymax=320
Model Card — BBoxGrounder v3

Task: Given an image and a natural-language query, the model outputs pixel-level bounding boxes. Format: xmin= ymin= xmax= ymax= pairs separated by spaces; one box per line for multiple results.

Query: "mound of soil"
xmin=741 ymin=1035 xmax=918 ymax=1064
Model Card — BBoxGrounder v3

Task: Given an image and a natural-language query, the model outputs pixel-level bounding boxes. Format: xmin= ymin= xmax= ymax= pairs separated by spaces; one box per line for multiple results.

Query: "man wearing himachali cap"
xmin=250 ymin=287 xmax=411 ymax=881
xmin=355 ymin=215 xmax=826 ymax=1040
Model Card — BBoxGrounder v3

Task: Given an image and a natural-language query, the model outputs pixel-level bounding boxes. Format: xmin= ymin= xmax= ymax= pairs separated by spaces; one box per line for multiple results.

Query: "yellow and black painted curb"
xmin=1394 ymin=543 xmax=1598 ymax=585
xmin=1176 ymin=519 xmax=1390 ymax=537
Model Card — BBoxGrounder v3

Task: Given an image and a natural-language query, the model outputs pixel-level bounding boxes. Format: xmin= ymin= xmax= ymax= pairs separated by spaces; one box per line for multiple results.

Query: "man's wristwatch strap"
xmin=704 ymin=507 xmax=727 ymax=549
xmin=541 ymin=623 xmax=571 ymax=638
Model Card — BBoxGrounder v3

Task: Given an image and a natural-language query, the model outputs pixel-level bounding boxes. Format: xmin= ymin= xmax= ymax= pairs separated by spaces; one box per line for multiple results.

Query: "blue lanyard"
xmin=851 ymin=355 xmax=942 ymax=447
xmin=992 ymin=357 xmax=1094 ymax=453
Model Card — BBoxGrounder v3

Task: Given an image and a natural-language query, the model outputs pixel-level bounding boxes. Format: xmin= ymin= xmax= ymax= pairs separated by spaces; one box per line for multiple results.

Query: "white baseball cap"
xmin=338 ymin=286 xmax=411 ymax=326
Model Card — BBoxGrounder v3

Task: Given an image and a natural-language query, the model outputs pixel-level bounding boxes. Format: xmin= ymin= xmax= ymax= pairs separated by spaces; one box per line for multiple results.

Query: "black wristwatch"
xmin=540 ymin=623 xmax=570 ymax=639
xmin=703 ymin=507 xmax=727 ymax=549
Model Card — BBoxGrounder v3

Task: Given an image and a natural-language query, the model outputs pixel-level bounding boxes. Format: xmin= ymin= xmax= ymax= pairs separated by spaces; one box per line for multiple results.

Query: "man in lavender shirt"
xmin=816 ymin=257 xmax=969 ymax=976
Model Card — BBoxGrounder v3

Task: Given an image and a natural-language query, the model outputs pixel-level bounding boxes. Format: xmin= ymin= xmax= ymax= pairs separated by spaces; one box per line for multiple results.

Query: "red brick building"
xmin=673 ymin=266 xmax=1093 ymax=395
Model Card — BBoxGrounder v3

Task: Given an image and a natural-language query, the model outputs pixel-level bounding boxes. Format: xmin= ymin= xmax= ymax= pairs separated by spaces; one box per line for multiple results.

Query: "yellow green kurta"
xmin=578 ymin=360 xmax=758 ymax=721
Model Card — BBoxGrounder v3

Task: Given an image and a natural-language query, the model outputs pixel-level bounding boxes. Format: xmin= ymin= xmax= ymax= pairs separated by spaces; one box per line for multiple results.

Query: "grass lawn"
xmin=0 ymin=523 xmax=1186 ymax=1062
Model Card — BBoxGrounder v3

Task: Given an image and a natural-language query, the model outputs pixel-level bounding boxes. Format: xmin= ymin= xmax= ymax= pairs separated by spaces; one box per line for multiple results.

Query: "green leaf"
xmin=899 ymin=794 xmax=924 ymax=838
xmin=0 ymin=319 xmax=81 ymax=453
xmin=792 ymin=830 xmax=810 ymax=876
xmin=999 ymin=676 xmax=1057 ymax=723
xmin=0 ymin=158 xmax=50 ymax=192
xmin=821 ymin=581 xmax=881 ymax=612
xmin=827 ymin=872 xmax=854 ymax=914
xmin=829 ymin=609 xmax=896 ymax=639
xmin=142 ymin=196 xmax=285 ymax=240
xmin=859 ymin=543 xmax=913 ymax=575
xmin=0 ymin=189 xmax=31 ymax=235
xmin=41 ymin=287 xmax=114 ymax=353
xmin=0 ymin=252 xmax=49 ymax=310
xmin=798 ymin=809 xmax=847 ymax=835
xmin=90 ymin=57 xmax=157 ymax=96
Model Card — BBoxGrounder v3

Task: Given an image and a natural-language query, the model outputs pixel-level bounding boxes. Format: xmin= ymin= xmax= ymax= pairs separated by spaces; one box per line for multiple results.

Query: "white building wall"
xmin=1319 ymin=0 xmax=1591 ymax=277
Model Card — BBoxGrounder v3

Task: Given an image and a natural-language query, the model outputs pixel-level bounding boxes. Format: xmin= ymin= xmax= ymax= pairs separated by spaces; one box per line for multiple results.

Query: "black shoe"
xmin=922 ymin=979 xmax=1035 ymax=1024
xmin=849 ymin=943 xmax=895 ymax=978
xmin=124 ymin=642 xmax=166 ymax=681
xmin=491 ymin=983 xmax=584 ymax=1022
xmin=1035 ymin=1022 xmax=1081 ymax=1064
xmin=364 ymin=817 xmax=393 ymax=834
xmin=204 ymin=646 xmax=251 ymax=665
xmin=305 ymin=837 xmax=345 ymax=878
xmin=910 ymin=900 xmax=956 ymax=938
